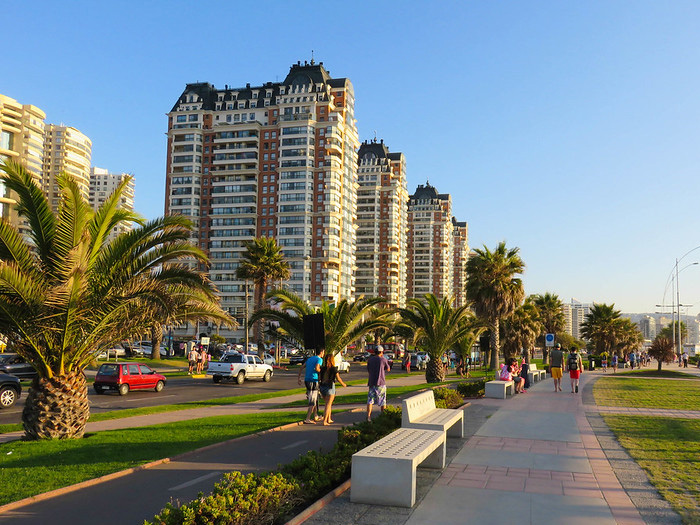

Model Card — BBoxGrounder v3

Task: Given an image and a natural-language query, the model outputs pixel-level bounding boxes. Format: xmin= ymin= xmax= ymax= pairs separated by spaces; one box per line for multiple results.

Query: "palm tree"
xmin=500 ymin=299 xmax=542 ymax=362
xmin=398 ymin=294 xmax=475 ymax=383
xmin=250 ymin=289 xmax=391 ymax=358
xmin=0 ymin=160 xmax=224 ymax=440
xmin=465 ymin=242 xmax=525 ymax=370
xmin=649 ymin=336 xmax=674 ymax=372
xmin=146 ymin=284 xmax=235 ymax=361
xmin=613 ymin=318 xmax=643 ymax=359
xmin=532 ymin=292 xmax=565 ymax=364
xmin=580 ymin=303 xmax=622 ymax=355
xmin=453 ymin=315 xmax=487 ymax=369
xmin=236 ymin=237 xmax=290 ymax=354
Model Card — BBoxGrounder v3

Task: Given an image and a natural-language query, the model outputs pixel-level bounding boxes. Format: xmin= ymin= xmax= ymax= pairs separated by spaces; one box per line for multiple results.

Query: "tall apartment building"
xmin=165 ymin=61 xmax=360 ymax=340
xmin=638 ymin=315 xmax=657 ymax=341
xmin=89 ymin=167 xmax=136 ymax=239
xmin=407 ymin=182 xmax=461 ymax=301
xmin=43 ymin=124 xmax=92 ymax=210
xmin=0 ymin=94 xmax=46 ymax=232
xmin=356 ymin=139 xmax=408 ymax=308
xmin=452 ymin=218 xmax=469 ymax=307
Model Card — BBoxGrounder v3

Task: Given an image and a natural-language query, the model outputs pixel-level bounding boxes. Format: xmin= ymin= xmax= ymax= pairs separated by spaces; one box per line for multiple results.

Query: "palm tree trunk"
xmin=489 ymin=318 xmax=500 ymax=370
xmin=254 ymin=278 xmax=266 ymax=356
xmin=426 ymin=356 xmax=445 ymax=383
xmin=151 ymin=324 xmax=163 ymax=361
xmin=22 ymin=372 xmax=90 ymax=440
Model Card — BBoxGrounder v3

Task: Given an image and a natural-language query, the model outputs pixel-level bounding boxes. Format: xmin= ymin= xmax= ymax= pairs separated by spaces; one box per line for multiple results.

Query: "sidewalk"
xmin=304 ymin=369 xmax=689 ymax=525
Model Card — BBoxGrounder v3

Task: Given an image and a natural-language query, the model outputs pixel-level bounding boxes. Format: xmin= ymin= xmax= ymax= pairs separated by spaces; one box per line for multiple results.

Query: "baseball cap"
xmin=555 ymin=343 xmax=561 ymax=348
xmin=375 ymin=345 xmax=384 ymax=354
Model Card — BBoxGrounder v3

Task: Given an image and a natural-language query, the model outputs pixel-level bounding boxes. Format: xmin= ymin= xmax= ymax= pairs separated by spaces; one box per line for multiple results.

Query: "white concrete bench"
xmin=485 ymin=379 xmax=514 ymax=398
xmin=402 ymin=390 xmax=464 ymax=438
xmin=527 ymin=364 xmax=546 ymax=383
xmin=351 ymin=427 xmax=445 ymax=508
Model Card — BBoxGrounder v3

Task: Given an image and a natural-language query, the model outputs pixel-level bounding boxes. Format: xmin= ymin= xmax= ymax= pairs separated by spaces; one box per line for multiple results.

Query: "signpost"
xmin=545 ymin=333 xmax=555 ymax=347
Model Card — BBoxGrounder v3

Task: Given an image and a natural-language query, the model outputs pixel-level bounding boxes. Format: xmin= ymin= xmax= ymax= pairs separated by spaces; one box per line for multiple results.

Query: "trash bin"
xmin=588 ymin=357 xmax=595 ymax=371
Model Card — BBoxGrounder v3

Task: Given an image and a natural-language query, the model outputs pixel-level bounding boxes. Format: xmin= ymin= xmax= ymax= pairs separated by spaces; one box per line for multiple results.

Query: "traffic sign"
xmin=545 ymin=333 xmax=555 ymax=347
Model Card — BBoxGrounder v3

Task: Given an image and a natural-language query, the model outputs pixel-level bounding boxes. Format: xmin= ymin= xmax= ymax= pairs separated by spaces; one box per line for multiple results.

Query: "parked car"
xmin=263 ymin=353 xmax=276 ymax=366
xmin=140 ymin=344 xmax=169 ymax=357
xmin=0 ymin=373 xmax=21 ymax=408
xmin=289 ymin=353 xmax=308 ymax=365
xmin=93 ymin=362 xmax=167 ymax=396
xmin=353 ymin=352 xmax=371 ymax=362
xmin=97 ymin=344 xmax=126 ymax=359
xmin=0 ymin=353 xmax=38 ymax=379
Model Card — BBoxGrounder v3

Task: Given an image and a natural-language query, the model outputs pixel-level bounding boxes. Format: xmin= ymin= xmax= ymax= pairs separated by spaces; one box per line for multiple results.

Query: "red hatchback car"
xmin=94 ymin=362 xmax=166 ymax=396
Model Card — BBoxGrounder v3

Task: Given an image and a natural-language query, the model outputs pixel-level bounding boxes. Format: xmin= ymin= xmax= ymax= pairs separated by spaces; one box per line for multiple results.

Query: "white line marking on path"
xmin=281 ymin=440 xmax=308 ymax=450
xmin=169 ymin=471 xmax=222 ymax=491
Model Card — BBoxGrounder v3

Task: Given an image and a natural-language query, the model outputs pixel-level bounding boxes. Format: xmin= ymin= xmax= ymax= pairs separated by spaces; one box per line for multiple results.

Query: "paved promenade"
xmin=305 ymin=367 xmax=698 ymax=525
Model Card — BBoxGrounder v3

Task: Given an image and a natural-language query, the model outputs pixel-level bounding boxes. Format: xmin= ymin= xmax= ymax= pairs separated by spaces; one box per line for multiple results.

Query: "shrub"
xmin=456 ymin=379 xmax=486 ymax=398
xmin=432 ymin=387 xmax=464 ymax=408
xmin=147 ymin=407 xmax=402 ymax=525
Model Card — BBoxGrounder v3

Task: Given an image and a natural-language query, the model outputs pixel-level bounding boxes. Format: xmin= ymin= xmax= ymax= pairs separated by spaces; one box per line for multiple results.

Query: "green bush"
xmin=147 ymin=407 xmax=402 ymax=525
xmin=432 ymin=387 xmax=464 ymax=408
xmin=456 ymin=379 xmax=486 ymax=398
xmin=149 ymin=471 xmax=301 ymax=525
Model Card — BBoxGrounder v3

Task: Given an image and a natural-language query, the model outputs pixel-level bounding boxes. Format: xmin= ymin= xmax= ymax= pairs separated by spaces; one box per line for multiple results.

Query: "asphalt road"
xmin=0 ymin=364 xmax=370 ymax=425
xmin=0 ymin=408 xmax=370 ymax=525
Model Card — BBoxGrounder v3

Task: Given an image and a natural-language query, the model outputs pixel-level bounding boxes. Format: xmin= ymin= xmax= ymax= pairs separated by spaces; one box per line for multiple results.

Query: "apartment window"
xmin=188 ymin=114 xmax=198 ymax=122
xmin=250 ymin=113 xmax=255 ymax=120
xmin=264 ymin=132 xmax=270 ymax=139
xmin=176 ymin=115 xmax=186 ymax=122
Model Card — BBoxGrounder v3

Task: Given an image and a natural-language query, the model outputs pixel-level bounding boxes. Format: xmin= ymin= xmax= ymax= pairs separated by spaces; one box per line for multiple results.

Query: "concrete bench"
xmin=485 ymin=379 xmax=514 ymax=398
xmin=527 ymin=364 xmax=546 ymax=383
xmin=402 ymin=390 xmax=464 ymax=438
xmin=351 ymin=427 xmax=445 ymax=508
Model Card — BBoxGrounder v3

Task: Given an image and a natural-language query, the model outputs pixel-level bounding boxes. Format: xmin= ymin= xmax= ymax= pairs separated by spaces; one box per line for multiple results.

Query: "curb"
xmin=285 ymin=479 xmax=352 ymax=525
xmin=0 ymin=419 xmax=306 ymax=515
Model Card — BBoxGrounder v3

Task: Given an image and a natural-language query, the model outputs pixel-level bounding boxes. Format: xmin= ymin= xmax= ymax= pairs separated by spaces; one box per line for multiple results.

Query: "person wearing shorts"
xmin=366 ymin=345 xmax=390 ymax=421
xmin=550 ymin=343 xmax=564 ymax=392
xmin=298 ymin=348 xmax=324 ymax=424
xmin=567 ymin=347 xmax=583 ymax=393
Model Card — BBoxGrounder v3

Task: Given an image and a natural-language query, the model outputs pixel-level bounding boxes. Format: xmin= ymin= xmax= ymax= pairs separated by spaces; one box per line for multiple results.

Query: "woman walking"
xmin=319 ymin=352 xmax=347 ymax=425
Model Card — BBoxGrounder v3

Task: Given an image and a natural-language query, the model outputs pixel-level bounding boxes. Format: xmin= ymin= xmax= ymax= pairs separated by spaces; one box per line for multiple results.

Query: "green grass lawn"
xmin=593 ymin=376 xmax=700 ymax=410
xmin=615 ymin=369 xmax=698 ymax=379
xmin=0 ymin=411 xmax=305 ymax=506
xmin=604 ymin=415 xmax=700 ymax=524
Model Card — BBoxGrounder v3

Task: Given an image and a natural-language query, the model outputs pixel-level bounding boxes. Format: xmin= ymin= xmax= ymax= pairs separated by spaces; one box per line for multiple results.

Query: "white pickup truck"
xmin=207 ymin=352 xmax=273 ymax=384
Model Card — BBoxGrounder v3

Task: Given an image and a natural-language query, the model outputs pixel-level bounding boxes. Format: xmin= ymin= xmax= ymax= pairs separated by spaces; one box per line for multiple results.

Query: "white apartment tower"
xmin=89 ymin=167 xmax=136 ymax=238
xmin=43 ymin=124 xmax=92 ymax=211
xmin=165 ymin=61 xmax=360 ymax=340
xmin=356 ymin=139 xmax=408 ymax=308
xmin=0 ymin=94 xmax=46 ymax=233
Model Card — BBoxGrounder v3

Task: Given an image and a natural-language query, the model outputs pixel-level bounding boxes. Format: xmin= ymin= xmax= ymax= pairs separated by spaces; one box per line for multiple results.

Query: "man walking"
xmin=298 ymin=348 xmax=324 ymax=424
xmin=567 ymin=347 xmax=583 ymax=393
xmin=366 ymin=345 xmax=390 ymax=421
xmin=550 ymin=343 xmax=564 ymax=392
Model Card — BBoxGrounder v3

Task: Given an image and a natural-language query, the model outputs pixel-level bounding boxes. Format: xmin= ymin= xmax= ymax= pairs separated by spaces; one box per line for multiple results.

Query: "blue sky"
xmin=4 ymin=1 xmax=700 ymax=315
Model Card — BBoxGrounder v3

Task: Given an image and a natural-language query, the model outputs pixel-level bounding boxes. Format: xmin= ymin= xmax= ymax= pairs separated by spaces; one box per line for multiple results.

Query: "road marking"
xmin=169 ymin=471 xmax=222 ymax=491
xmin=281 ymin=440 xmax=308 ymax=450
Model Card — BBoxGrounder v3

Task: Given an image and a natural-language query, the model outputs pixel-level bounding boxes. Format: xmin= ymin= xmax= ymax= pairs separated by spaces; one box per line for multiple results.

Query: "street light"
xmin=661 ymin=260 xmax=699 ymax=359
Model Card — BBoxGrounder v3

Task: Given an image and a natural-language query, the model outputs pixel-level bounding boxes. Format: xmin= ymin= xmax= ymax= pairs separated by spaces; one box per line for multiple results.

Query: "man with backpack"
xmin=567 ymin=347 xmax=583 ymax=394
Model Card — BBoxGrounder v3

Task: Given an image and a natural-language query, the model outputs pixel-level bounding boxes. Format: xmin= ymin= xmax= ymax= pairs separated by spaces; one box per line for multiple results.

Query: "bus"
xmin=366 ymin=342 xmax=404 ymax=358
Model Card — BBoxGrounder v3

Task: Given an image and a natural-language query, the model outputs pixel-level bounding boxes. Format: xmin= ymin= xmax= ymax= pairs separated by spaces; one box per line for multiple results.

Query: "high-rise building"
xmin=407 ymin=182 xmax=459 ymax=301
xmin=638 ymin=315 xmax=657 ymax=340
xmin=43 ymin=124 xmax=92 ymax=210
xmin=570 ymin=299 xmax=591 ymax=340
xmin=356 ymin=139 xmax=408 ymax=308
xmin=561 ymin=302 xmax=573 ymax=336
xmin=452 ymin=218 xmax=469 ymax=307
xmin=165 ymin=61 xmax=360 ymax=340
xmin=89 ymin=167 xmax=135 ymax=239
xmin=0 ymin=94 xmax=46 ymax=231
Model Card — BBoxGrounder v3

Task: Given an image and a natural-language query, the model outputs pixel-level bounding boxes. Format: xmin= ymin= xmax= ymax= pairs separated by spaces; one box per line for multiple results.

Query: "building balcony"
xmin=279 ymin=113 xmax=314 ymax=122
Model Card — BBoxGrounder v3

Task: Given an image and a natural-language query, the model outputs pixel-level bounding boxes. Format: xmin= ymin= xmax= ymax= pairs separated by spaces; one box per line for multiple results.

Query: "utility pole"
xmin=244 ymin=280 xmax=249 ymax=353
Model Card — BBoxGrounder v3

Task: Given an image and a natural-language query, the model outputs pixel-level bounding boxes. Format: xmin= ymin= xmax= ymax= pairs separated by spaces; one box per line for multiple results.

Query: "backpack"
xmin=568 ymin=354 xmax=579 ymax=371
